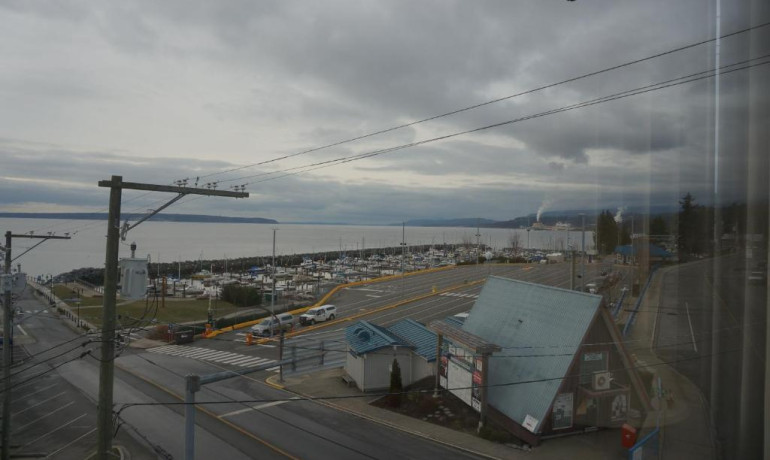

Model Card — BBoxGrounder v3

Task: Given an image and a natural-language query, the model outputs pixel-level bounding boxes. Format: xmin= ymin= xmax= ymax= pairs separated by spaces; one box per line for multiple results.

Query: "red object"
xmin=621 ymin=423 xmax=638 ymax=448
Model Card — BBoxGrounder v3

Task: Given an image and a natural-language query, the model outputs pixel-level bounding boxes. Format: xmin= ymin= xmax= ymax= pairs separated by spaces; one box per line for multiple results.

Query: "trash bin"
xmin=621 ymin=423 xmax=637 ymax=448
xmin=174 ymin=330 xmax=194 ymax=344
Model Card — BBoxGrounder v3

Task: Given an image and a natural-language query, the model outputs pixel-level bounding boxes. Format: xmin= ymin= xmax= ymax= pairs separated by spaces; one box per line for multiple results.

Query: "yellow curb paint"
xmin=253 ymin=278 xmax=487 ymax=345
xmin=206 ymin=265 xmax=458 ymax=338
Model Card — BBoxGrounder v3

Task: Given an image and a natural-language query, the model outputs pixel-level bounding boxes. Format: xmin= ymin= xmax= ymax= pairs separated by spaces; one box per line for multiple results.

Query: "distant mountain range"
xmin=395 ymin=218 xmax=499 ymax=228
xmin=0 ymin=212 xmax=278 ymax=224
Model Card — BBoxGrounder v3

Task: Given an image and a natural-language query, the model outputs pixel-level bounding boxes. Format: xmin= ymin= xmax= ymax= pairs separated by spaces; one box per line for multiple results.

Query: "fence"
xmin=622 ymin=264 xmax=660 ymax=337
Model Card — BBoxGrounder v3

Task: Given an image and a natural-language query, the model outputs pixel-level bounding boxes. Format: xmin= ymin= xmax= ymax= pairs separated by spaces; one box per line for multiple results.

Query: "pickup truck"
xmin=299 ymin=305 xmax=337 ymax=325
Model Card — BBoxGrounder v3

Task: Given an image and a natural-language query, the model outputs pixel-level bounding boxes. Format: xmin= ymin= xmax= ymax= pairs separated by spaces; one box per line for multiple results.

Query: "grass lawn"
xmin=52 ymin=285 xmax=242 ymax=327
xmin=53 ymin=285 xmax=103 ymax=307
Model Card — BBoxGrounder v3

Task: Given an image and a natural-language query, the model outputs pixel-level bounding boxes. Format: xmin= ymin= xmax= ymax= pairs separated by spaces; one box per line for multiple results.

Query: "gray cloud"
xmin=0 ymin=1 xmax=766 ymax=224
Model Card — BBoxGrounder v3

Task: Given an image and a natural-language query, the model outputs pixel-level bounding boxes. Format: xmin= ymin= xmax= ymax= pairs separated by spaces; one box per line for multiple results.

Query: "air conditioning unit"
xmin=593 ymin=371 xmax=612 ymax=391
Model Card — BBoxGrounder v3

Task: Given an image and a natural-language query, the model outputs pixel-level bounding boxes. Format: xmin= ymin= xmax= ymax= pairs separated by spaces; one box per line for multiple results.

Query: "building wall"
xmin=539 ymin=307 xmax=640 ymax=435
xmin=410 ymin=356 xmax=434 ymax=383
xmin=345 ymin=348 xmax=366 ymax=391
xmin=361 ymin=349 xmax=413 ymax=392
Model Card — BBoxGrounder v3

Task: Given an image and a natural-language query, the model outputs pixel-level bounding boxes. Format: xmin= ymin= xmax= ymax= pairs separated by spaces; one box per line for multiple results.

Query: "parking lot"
xmin=5 ymin=291 xmax=155 ymax=459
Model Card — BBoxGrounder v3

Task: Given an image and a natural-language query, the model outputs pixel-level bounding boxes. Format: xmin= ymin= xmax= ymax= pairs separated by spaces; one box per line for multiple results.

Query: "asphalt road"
xmin=117 ymin=260 xmax=625 ymax=459
xmin=11 ymin=286 xmax=298 ymax=459
xmin=9 ymin=260 xmax=627 ymax=459
xmin=9 ymin=288 xmax=157 ymax=459
xmin=654 ymin=254 xmax=766 ymax=459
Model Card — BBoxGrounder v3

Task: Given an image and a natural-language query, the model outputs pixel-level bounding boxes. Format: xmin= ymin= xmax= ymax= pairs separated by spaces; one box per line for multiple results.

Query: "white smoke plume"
xmin=614 ymin=206 xmax=626 ymax=223
xmin=536 ymin=198 xmax=553 ymax=222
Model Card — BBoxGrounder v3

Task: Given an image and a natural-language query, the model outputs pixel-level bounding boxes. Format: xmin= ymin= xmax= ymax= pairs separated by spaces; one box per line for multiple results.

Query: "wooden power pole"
xmin=2 ymin=232 xmax=70 ymax=460
xmin=95 ymin=176 xmax=247 ymax=459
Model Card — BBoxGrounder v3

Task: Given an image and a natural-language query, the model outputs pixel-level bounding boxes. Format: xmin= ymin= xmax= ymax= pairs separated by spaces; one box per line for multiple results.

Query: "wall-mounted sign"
xmin=523 ymin=414 xmax=539 ymax=433
xmin=552 ymin=392 xmax=574 ymax=430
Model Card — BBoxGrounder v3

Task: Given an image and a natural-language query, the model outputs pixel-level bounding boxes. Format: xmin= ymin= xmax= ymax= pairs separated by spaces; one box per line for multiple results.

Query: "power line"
xmin=222 ymin=55 xmax=770 ymax=188
xmin=116 ymin=346 xmax=740 ymax=411
xmin=1 ymin=350 xmax=92 ymax=394
xmin=194 ymin=21 xmax=770 ymax=184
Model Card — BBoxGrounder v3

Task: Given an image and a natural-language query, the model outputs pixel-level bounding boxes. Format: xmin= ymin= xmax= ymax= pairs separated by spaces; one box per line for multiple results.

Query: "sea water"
xmin=0 ymin=218 xmax=593 ymax=277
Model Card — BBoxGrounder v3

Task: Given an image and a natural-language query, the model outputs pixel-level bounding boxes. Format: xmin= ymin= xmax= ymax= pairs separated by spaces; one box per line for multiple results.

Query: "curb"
xmin=206 ymin=265 xmax=459 ymax=338
xmin=250 ymin=278 xmax=486 ymax=346
xmin=263 ymin=375 xmax=509 ymax=460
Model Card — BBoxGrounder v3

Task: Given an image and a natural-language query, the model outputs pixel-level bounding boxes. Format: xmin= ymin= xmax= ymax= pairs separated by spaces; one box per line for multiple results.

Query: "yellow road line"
xmin=254 ymin=278 xmax=487 ymax=345
xmin=206 ymin=265 xmax=457 ymax=338
xmin=115 ymin=362 xmax=299 ymax=460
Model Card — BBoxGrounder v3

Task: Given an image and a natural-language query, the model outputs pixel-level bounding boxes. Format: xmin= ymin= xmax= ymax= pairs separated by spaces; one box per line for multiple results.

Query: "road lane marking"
xmin=44 ymin=427 xmax=96 ymax=458
xmin=685 ymin=301 xmax=698 ymax=352
xmin=220 ymin=399 xmax=297 ymax=418
xmin=13 ymin=401 xmax=75 ymax=434
xmin=16 ymin=325 xmax=28 ymax=336
xmin=17 ymin=382 xmax=59 ymax=400
xmin=114 ymin=362 xmax=300 ymax=460
xmin=20 ymin=413 xmax=87 ymax=450
xmin=12 ymin=392 xmax=67 ymax=416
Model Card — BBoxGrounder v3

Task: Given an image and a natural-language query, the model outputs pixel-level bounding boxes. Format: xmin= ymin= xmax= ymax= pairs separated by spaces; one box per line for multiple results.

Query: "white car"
xmin=299 ymin=305 xmax=337 ymax=325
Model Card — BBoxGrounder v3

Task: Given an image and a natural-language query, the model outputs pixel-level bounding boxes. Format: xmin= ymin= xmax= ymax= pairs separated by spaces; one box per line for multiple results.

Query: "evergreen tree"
xmin=594 ymin=210 xmax=620 ymax=255
xmin=650 ymin=216 xmax=668 ymax=236
xmin=678 ymin=193 xmax=708 ymax=256
xmin=389 ymin=358 xmax=403 ymax=407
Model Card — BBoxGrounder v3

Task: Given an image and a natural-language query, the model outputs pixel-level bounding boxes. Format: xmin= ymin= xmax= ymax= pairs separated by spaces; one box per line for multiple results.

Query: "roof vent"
xmin=356 ymin=329 xmax=371 ymax=342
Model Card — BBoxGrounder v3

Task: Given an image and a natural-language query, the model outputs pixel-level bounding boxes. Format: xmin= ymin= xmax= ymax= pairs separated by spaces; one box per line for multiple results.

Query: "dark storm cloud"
xmin=0 ymin=1 xmax=766 ymax=222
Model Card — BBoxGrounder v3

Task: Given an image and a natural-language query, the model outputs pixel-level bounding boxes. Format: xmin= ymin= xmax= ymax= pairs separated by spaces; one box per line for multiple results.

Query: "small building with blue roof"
xmin=344 ymin=319 xmax=438 ymax=392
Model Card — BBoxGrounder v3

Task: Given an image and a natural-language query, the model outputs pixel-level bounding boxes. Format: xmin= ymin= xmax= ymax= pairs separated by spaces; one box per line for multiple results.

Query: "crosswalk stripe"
xmin=185 ymin=349 xmax=226 ymax=359
xmin=147 ymin=345 xmax=276 ymax=369
xmin=238 ymin=357 xmax=272 ymax=367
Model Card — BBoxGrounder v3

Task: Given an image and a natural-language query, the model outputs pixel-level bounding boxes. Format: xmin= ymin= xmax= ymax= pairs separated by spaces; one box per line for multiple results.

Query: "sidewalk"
xmin=626 ymin=265 xmax=716 ymax=459
xmin=267 ymin=368 xmax=626 ymax=459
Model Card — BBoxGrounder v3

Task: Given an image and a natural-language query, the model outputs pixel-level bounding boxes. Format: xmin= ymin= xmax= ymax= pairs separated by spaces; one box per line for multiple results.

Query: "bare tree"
xmin=508 ymin=232 xmax=521 ymax=255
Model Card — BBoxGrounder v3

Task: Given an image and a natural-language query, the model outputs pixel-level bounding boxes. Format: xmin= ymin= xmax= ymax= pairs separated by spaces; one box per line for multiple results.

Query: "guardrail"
xmin=613 ymin=287 xmax=628 ymax=318
xmin=27 ymin=281 xmax=97 ymax=332
xmin=622 ymin=264 xmax=660 ymax=337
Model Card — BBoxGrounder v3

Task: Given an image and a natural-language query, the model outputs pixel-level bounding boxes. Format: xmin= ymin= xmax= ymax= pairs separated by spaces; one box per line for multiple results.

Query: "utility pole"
xmin=581 ymin=213 xmax=586 ymax=291
xmin=95 ymin=176 xmax=246 ymax=459
xmin=400 ymin=222 xmax=406 ymax=275
xmin=271 ymin=228 xmax=277 ymax=316
xmin=2 ymin=232 xmax=69 ymax=460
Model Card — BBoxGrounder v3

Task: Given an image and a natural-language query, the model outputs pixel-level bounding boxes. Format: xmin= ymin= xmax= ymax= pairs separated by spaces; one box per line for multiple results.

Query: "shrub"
xmin=221 ymin=285 xmax=262 ymax=308
xmin=147 ymin=324 xmax=169 ymax=340
xmin=388 ymin=359 xmax=403 ymax=407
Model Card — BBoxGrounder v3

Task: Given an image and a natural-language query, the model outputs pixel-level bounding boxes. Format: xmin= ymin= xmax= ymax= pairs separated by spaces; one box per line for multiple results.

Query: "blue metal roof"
xmin=345 ymin=320 xmax=408 ymax=355
xmin=614 ymin=243 xmax=673 ymax=258
xmin=462 ymin=276 xmax=602 ymax=434
xmin=388 ymin=319 xmax=438 ymax=362
xmin=443 ymin=315 xmax=466 ymax=328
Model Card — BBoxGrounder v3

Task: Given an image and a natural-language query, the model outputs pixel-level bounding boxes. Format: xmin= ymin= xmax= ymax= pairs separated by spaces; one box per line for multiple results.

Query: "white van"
xmin=299 ymin=305 xmax=337 ymax=325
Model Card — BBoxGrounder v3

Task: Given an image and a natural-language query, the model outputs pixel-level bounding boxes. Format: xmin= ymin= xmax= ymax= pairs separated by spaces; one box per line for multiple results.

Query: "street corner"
xmin=265 ymin=374 xmax=286 ymax=390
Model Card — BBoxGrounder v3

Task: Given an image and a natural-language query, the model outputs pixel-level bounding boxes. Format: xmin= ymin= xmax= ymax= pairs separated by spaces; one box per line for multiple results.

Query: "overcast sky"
xmin=1 ymin=1 xmax=767 ymax=224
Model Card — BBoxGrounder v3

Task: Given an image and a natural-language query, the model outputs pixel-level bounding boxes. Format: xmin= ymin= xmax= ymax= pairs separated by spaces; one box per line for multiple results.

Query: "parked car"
xmin=250 ymin=313 xmax=295 ymax=336
xmin=299 ymin=305 xmax=337 ymax=325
